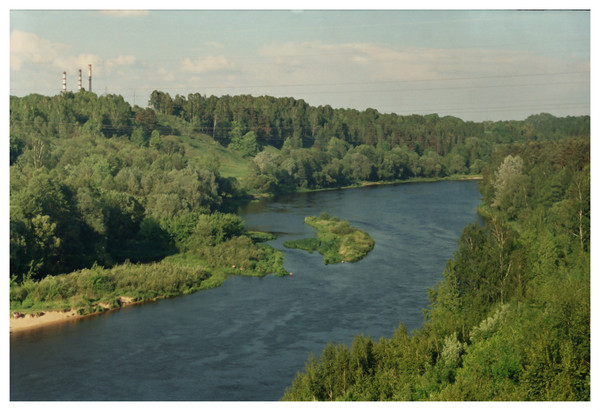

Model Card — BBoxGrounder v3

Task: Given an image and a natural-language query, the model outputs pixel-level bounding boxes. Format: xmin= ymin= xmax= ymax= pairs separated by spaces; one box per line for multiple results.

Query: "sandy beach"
xmin=10 ymin=310 xmax=82 ymax=333
xmin=9 ymin=296 xmax=137 ymax=334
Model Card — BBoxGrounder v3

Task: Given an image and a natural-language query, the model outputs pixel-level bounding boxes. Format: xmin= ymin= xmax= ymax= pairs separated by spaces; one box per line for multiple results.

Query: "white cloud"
xmin=10 ymin=30 xmax=138 ymax=74
xmin=106 ymin=55 xmax=137 ymax=70
xmin=157 ymin=67 xmax=175 ymax=82
xmin=10 ymin=30 xmax=69 ymax=70
xmin=181 ymin=55 xmax=235 ymax=74
xmin=53 ymin=54 xmax=102 ymax=72
xmin=52 ymin=54 xmax=137 ymax=76
xmin=255 ymin=41 xmax=443 ymax=83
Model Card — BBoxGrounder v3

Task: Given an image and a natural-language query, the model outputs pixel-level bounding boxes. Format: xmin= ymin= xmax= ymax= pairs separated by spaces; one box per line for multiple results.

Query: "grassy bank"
xmin=284 ymin=213 xmax=375 ymax=264
xmin=10 ymin=234 xmax=287 ymax=316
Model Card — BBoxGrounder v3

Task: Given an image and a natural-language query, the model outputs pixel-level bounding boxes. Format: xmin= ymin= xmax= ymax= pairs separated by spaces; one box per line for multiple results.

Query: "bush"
xmin=10 ymin=260 xmax=211 ymax=313
xmin=284 ymin=214 xmax=374 ymax=264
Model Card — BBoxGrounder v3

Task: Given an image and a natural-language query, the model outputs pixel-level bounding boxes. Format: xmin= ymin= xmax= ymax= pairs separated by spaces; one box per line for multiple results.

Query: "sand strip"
xmin=10 ymin=296 xmax=137 ymax=334
xmin=10 ymin=310 xmax=82 ymax=333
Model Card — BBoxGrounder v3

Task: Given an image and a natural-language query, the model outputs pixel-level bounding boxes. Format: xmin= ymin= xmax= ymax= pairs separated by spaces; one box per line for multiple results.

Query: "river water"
xmin=10 ymin=180 xmax=481 ymax=401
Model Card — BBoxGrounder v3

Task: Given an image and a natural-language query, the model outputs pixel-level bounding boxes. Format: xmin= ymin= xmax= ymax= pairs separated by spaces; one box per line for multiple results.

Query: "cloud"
xmin=254 ymin=41 xmax=585 ymax=86
xmin=255 ymin=41 xmax=443 ymax=83
xmin=11 ymin=30 xmax=138 ymax=75
xmin=10 ymin=30 xmax=69 ymax=70
xmin=157 ymin=67 xmax=175 ymax=82
xmin=106 ymin=55 xmax=137 ymax=70
xmin=51 ymin=54 xmax=137 ymax=76
xmin=98 ymin=10 xmax=150 ymax=18
xmin=53 ymin=54 xmax=102 ymax=72
xmin=181 ymin=55 xmax=235 ymax=74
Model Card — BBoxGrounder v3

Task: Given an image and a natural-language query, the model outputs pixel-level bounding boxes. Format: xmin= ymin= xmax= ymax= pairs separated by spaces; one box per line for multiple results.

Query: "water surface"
xmin=10 ymin=180 xmax=481 ymax=400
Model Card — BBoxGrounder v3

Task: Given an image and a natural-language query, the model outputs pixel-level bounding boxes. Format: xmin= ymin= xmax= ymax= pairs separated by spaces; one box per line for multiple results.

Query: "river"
xmin=10 ymin=180 xmax=481 ymax=401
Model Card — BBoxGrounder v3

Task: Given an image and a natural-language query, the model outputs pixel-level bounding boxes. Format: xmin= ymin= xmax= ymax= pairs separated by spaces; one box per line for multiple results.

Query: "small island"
xmin=283 ymin=212 xmax=375 ymax=264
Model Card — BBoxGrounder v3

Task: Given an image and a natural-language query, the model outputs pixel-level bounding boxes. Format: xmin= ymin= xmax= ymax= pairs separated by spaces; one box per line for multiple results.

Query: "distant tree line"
xmin=147 ymin=91 xmax=587 ymax=152
xmin=148 ymin=91 xmax=588 ymax=192
xmin=148 ymin=91 xmax=588 ymax=150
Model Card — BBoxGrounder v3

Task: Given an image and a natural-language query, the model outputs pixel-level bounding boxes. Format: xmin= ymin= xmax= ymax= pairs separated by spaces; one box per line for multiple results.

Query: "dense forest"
xmin=9 ymin=90 xmax=590 ymax=399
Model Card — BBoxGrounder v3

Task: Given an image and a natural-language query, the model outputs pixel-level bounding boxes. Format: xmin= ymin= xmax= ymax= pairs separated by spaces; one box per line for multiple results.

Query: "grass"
xmin=284 ymin=213 xmax=375 ymax=264
xmin=9 ymin=260 xmax=210 ymax=315
xmin=10 ymin=233 xmax=288 ymax=316
xmin=178 ymin=132 xmax=251 ymax=180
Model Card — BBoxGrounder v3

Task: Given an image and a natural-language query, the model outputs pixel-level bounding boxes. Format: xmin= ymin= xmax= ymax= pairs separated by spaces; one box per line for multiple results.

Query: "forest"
xmin=9 ymin=90 xmax=590 ymax=399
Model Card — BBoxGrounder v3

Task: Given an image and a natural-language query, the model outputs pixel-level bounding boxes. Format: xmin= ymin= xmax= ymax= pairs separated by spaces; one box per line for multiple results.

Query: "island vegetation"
xmin=283 ymin=212 xmax=375 ymax=264
xmin=9 ymin=90 xmax=589 ymax=399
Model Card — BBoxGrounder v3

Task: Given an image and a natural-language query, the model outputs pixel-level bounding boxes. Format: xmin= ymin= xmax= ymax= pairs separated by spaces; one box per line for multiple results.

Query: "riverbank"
xmin=306 ymin=174 xmax=482 ymax=189
xmin=10 ymin=296 xmax=138 ymax=334
xmin=248 ymin=174 xmax=483 ymax=201
xmin=9 ymin=230 xmax=289 ymax=335
xmin=10 ymin=310 xmax=81 ymax=333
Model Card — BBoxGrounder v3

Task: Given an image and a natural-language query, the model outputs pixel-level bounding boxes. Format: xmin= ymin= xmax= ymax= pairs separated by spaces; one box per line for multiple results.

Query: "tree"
xmin=149 ymin=90 xmax=174 ymax=115
xmin=549 ymin=166 xmax=590 ymax=251
xmin=230 ymin=131 xmax=260 ymax=158
xmin=99 ymin=94 xmax=132 ymax=137
xmin=326 ymin=137 xmax=350 ymax=159
xmin=344 ymin=152 xmax=374 ymax=182
xmin=130 ymin=127 xmax=147 ymax=147
xmin=10 ymin=134 xmax=25 ymax=165
xmin=418 ymin=150 xmax=445 ymax=177
xmin=135 ymin=107 xmax=157 ymax=135
xmin=566 ymin=167 xmax=590 ymax=251
xmin=28 ymin=214 xmax=62 ymax=274
xmin=30 ymin=137 xmax=50 ymax=169
xmin=446 ymin=152 xmax=468 ymax=175
xmin=491 ymin=155 xmax=530 ymax=218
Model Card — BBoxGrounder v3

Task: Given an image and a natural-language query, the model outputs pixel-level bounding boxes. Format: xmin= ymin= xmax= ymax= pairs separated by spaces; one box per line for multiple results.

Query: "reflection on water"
xmin=11 ymin=181 xmax=481 ymax=401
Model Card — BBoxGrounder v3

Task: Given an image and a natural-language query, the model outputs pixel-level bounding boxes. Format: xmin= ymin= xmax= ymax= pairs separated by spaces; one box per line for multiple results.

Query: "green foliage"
xmin=284 ymin=214 xmax=375 ymax=264
xmin=9 ymin=260 xmax=210 ymax=313
xmin=491 ymin=154 xmax=530 ymax=219
xmin=197 ymin=235 xmax=287 ymax=276
xmin=283 ymin=237 xmax=320 ymax=253
xmin=162 ymin=211 xmax=245 ymax=251
xmin=230 ymin=130 xmax=261 ymax=158
xmin=246 ymin=231 xmax=276 ymax=243
xmin=9 ymin=112 xmax=240 ymax=279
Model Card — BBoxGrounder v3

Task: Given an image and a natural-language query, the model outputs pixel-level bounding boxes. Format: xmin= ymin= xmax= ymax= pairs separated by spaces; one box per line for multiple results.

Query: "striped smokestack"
xmin=78 ymin=69 xmax=82 ymax=91
xmin=88 ymin=64 xmax=92 ymax=92
xmin=62 ymin=71 xmax=67 ymax=93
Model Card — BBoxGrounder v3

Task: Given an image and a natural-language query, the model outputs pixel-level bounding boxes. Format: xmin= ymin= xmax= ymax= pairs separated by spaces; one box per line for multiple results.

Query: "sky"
xmin=8 ymin=4 xmax=592 ymax=122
